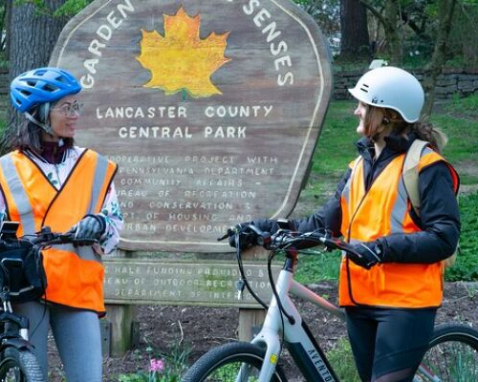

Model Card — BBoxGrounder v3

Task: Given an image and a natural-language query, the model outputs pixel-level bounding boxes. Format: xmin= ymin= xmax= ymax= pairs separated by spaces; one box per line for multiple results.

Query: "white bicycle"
xmin=182 ymin=224 xmax=478 ymax=382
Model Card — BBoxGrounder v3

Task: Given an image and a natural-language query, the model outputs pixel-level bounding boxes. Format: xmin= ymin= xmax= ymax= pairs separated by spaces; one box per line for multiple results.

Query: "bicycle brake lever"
xmin=217 ymin=233 xmax=229 ymax=241
xmin=321 ymin=236 xmax=349 ymax=252
xmin=241 ymin=224 xmax=271 ymax=247
xmin=217 ymin=226 xmax=237 ymax=241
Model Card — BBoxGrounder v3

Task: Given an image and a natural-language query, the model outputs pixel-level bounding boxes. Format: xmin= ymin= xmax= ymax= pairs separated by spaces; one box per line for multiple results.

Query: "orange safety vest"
xmin=339 ymin=147 xmax=459 ymax=308
xmin=0 ymin=149 xmax=117 ymax=314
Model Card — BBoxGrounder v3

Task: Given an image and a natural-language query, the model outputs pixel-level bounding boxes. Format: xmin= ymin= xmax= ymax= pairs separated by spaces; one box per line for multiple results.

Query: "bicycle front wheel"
xmin=182 ymin=342 xmax=288 ymax=382
xmin=415 ymin=323 xmax=478 ymax=382
xmin=0 ymin=347 xmax=45 ymax=382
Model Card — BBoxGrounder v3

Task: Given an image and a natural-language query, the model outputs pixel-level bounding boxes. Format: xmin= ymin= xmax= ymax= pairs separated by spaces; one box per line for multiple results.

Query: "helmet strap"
xmin=25 ymin=112 xmax=54 ymax=135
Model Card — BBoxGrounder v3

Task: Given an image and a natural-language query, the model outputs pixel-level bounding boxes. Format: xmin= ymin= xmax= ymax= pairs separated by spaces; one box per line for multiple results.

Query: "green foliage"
xmin=326 ymin=337 xmax=360 ymax=382
xmin=445 ymin=192 xmax=478 ymax=281
xmin=13 ymin=0 xmax=93 ymax=17
xmin=292 ymin=0 xmax=340 ymax=55
xmin=53 ymin=0 xmax=94 ymax=17
xmin=117 ymin=340 xmax=190 ymax=382
xmin=446 ymin=2 xmax=478 ymax=69
xmin=447 ymin=93 xmax=478 ymax=118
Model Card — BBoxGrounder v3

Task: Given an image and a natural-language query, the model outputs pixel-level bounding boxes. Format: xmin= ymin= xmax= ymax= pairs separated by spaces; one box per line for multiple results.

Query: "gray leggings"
xmin=13 ymin=300 xmax=102 ymax=382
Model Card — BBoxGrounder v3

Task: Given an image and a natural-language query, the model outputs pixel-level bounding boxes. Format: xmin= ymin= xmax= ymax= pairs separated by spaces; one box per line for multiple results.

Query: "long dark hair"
xmin=364 ymin=105 xmax=447 ymax=153
xmin=0 ymin=104 xmax=74 ymax=156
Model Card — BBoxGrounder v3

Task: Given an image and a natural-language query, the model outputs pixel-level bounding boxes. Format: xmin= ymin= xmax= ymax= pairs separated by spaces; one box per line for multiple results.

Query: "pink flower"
xmin=149 ymin=358 xmax=165 ymax=372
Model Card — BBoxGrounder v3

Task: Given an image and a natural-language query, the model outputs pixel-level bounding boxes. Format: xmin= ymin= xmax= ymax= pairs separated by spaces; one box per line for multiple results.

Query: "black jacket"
xmin=253 ymin=134 xmax=461 ymax=264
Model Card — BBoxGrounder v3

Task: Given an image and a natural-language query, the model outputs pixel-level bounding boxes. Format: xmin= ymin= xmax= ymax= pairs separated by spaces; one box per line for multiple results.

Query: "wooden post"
xmin=106 ymin=304 xmax=138 ymax=357
xmin=105 ymin=249 xmax=138 ymax=357
xmin=238 ymin=247 xmax=267 ymax=341
xmin=238 ymin=308 xmax=266 ymax=341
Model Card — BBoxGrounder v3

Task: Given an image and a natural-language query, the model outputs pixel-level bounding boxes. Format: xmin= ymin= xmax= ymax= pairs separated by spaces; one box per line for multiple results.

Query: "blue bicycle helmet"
xmin=10 ymin=67 xmax=82 ymax=113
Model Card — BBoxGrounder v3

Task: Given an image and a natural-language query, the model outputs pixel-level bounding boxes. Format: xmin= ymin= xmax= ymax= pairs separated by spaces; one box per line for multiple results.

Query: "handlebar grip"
xmin=217 ymin=224 xmax=273 ymax=249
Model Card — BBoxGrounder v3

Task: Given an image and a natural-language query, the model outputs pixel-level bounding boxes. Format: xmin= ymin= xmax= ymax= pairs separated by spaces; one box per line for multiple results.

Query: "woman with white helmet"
xmin=0 ymin=67 xmax=123 ymax=381
xmin=233 ymin=66 xmax=460 ymax=381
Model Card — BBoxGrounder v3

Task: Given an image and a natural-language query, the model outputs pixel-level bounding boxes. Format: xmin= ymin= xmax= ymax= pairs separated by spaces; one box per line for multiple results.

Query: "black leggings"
xmin=345 ymin=306 xmax=437 ymax=382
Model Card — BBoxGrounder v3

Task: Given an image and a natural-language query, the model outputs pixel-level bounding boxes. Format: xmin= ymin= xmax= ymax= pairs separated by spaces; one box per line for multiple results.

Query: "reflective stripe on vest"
xmin=0 ymin=150 xmax=117 ymax=313
xmin=88 ymin=155 xmax=109 ymax=215
xmin=0 ymin=155 xmax=36 ymax=234
xmin=339 ymin=150 xmax=458 ymax=308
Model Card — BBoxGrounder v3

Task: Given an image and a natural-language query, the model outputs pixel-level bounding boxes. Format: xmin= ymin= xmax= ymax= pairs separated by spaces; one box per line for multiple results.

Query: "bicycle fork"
xmin=248 ymin=301 xmax=285 ymax=381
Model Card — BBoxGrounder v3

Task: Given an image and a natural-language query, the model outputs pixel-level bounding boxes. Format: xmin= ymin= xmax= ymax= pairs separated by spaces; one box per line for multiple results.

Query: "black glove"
xmin=346 ymin=241 xmax=383 ymax=270
xmin=228 ymin=223 xmax=258 ymax=249
xmin=73 ymin=214 xmax=106 ymax=245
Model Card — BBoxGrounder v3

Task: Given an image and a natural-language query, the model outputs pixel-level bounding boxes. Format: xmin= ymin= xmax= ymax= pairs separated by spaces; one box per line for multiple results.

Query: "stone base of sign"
xmin=106 ymin=304 xmax=138 ymax=357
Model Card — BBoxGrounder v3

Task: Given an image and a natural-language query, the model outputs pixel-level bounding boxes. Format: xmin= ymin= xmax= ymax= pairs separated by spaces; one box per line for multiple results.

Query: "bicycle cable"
xmin=235 ymin=233 xmax=268 ymax=310
xmin=265 ymin=231 xmax=328 ymax=355
xmin=267 ymin=236 xmax=296 ymax=325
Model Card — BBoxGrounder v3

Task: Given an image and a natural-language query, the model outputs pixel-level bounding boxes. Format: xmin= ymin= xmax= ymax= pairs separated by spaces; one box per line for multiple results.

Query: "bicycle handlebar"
xmin=218 ymin=223 xmax=358 ymax=320
xmin=219 ymin=223 xmax=357 ymax=255
xmin=3 ymin=226 xmax=97 ymax=248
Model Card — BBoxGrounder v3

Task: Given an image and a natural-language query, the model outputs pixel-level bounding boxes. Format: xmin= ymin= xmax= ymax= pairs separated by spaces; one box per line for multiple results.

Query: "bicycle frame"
xmin=248 ymin=257 xmax=343 ymax=382
xmin=244 ymin=257 xmax=444 ymax=382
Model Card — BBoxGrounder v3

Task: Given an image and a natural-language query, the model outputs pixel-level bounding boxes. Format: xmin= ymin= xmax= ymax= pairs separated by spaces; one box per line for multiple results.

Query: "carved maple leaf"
xmin=137 ymin=7 xmax=230 ymax=98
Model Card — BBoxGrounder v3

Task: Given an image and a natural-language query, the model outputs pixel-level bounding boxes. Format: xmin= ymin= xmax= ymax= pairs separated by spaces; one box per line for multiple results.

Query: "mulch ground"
xmin=45 ymin=281 xmax=478 ymax=381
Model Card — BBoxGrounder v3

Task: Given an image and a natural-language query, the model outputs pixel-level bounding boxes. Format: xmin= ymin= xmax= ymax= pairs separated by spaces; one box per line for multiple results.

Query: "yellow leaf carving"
xmin=136 ymin=7 xmax=230 ymax=98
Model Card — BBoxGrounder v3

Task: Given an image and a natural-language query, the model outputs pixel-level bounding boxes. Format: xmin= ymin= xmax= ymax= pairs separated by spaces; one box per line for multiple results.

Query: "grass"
xmin=293 ymin=102 xmax=358 ymax=214
xmin=326 ymin=337 xmax=361 ymax=382
xmin=447 ymin=92 xmax=478 ymax=117
xmin=446 ymin=192 xmax=478 ymax=281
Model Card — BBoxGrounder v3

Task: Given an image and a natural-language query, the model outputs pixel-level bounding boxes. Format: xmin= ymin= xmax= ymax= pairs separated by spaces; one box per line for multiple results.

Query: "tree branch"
xmin=360 ymin=0 xmax=389 ymax=28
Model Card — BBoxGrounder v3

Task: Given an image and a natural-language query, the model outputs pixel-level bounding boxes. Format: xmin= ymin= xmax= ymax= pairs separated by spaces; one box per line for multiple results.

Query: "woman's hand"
xmin=346 ymin=241 xmax=383 ymax=269
xmin=73 ymin=214 xmax=106 ymax=244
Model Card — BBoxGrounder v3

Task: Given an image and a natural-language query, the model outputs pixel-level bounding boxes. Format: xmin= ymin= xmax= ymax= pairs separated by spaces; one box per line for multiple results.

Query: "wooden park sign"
xmin=50 ymin=0 xmax=332 ymax=309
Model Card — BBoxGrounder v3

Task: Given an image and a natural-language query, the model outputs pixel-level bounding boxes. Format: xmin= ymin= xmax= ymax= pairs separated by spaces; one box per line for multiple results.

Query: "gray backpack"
xmin=403 ymin=139 xmax=459 ymax=268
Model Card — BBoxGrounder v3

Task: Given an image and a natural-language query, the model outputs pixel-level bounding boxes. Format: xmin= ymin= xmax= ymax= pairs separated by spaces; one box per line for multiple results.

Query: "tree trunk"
xmin=421 ymin=0 xmax=457 ymax=119
xmin=340 ymin=0 xmax=370 ymax=61
xmin=9 ymin=0 xmax=68 ymax=79
xmin=7 ymin=0 xmax=69 ymax=123
xmin=383 ymin=0 xmax=402 ymax=65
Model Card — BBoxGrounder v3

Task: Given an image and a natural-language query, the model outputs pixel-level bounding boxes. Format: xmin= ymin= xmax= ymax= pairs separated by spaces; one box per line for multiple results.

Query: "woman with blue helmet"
xmin=0 ymin=67 xmax=123 ymax=381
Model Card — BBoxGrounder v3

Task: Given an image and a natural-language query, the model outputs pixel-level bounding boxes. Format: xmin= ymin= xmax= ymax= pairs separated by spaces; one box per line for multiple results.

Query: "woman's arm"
xmin=379 ymin=161 xmax=460 ymax=263
xmin=252 ymin=168 xmax=351 ymax=236
xmin=94 ymin=182 xmax=124 ymax=255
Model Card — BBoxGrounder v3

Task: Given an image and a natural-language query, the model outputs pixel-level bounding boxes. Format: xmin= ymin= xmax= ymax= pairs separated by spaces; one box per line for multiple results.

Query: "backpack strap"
xmin=402 ymin=139 xmax=429 ymax=217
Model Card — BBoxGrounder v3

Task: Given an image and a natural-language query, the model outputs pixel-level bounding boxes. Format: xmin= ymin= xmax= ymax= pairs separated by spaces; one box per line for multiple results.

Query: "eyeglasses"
xmin=51 ymin=102 xmax=83 ymax=117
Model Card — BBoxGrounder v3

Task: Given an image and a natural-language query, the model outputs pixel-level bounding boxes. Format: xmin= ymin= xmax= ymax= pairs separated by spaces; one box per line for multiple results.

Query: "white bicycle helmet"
xmin=348 ymin=66 xmax=424 ymax=123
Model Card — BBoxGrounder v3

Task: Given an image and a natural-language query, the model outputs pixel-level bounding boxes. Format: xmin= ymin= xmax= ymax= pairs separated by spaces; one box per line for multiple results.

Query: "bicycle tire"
xmin=182 ymin=342 xmax=288 ymax=382
xmin=415 ymin=323 xmax=478 ymax=382
xmin=0 ymin=347 xmax=45 ymax=382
